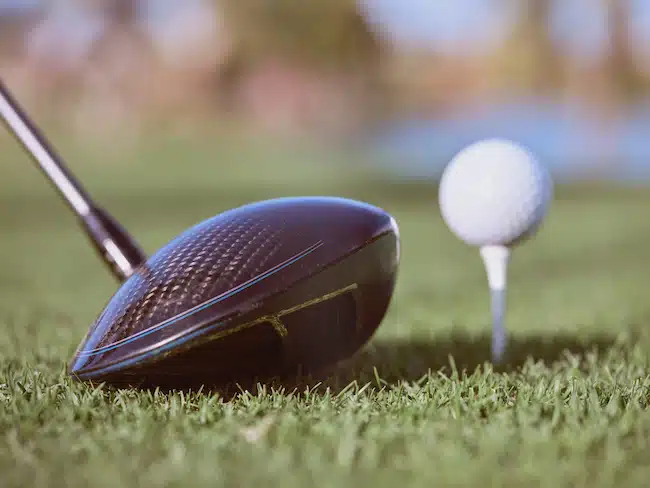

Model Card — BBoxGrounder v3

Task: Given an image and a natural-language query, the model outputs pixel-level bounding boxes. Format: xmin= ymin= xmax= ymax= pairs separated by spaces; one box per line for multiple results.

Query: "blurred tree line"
xmin=0 ymin=0 xmax=647 ymax=137
xmin=499 ymin=0 xmax=646 ymax=103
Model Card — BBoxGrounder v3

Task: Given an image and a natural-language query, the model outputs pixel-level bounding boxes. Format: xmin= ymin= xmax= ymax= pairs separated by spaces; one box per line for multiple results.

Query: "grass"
xmin=1 ymin=133 xmax=650 ymax=487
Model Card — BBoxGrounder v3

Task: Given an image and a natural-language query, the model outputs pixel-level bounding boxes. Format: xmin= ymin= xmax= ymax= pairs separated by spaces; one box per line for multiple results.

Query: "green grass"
xmin=1 ymin=134 xmax=650 ymax=488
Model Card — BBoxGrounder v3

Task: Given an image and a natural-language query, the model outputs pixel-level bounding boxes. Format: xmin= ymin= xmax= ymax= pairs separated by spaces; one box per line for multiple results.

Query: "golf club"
xmin=0 ymin=78 xmax=400 ymax=391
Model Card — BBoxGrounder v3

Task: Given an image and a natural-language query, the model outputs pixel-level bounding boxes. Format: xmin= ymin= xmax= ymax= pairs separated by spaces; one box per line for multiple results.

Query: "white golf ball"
xmin=438 ymin=138 xmax=553 ymax=247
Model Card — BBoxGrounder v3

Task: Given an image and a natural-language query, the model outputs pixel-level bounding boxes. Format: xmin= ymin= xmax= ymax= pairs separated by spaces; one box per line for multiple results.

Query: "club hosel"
xmin=81 ymin=206 xmax=147 ymax=282
xmin=1 ymin=80 xmax=149 ymax=283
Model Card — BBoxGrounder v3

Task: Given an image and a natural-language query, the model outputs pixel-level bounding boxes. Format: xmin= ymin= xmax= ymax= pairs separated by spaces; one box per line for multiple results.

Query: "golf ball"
xmin=438 ymin=138 xmax=553 ymax=247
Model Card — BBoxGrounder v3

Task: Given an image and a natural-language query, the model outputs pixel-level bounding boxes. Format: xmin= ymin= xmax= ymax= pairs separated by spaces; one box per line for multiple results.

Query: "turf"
xmin=1 ymin=133 xmax=650 ymax=488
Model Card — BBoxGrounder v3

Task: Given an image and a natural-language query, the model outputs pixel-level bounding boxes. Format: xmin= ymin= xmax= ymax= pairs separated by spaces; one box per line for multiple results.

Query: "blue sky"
xmin=3 ymin=0 xmax=650 ymax=57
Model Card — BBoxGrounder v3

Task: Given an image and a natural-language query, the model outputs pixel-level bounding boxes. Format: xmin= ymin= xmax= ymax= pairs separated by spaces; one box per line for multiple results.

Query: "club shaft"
xmin=0 ymin=78 xmax=147 ymax=281
xmin=0 ymin=80 xmax=92 ymax=216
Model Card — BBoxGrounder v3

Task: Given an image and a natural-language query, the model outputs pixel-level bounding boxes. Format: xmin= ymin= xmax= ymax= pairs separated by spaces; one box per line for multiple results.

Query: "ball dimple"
xmin=438 ymin=138 xmax=552 ymax=247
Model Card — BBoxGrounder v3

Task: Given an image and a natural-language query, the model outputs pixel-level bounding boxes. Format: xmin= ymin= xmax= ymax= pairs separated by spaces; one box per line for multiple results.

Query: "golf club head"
xmin=69 ymin=196 xmax=400 ymax=390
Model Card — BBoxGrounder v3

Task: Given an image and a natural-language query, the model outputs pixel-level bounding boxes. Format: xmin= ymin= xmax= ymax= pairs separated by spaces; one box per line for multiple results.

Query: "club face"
xmin=69 ymin=196 xmax=400 ymax=389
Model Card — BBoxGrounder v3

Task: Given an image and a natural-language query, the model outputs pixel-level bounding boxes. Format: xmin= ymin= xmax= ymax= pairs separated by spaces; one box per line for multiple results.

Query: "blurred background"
xmin=2 ymin=0 xmax=650 ymax=183
xmin=2 ymin=0 xmax=650 ymax=375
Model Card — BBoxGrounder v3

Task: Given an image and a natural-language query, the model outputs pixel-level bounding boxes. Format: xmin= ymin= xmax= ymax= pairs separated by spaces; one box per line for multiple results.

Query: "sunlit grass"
xmin=1 ymin=138 xmax=650 ymax=488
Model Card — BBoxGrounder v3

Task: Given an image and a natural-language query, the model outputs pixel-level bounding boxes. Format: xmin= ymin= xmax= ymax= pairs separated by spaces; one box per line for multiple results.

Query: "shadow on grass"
xmin=323 ymin=330 xmax=621 ymax=390
xmin=119 ymin=330 xmax=622 ymax=398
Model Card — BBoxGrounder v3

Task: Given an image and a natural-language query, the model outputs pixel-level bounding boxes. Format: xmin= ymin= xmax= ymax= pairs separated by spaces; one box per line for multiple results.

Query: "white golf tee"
xmin=479 ymin=245 xmax=510 ymax=363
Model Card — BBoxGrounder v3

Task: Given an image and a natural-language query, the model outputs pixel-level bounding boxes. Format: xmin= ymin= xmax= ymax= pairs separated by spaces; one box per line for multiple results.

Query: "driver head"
xmin=69 ymin=196 xmax=400 ymax=390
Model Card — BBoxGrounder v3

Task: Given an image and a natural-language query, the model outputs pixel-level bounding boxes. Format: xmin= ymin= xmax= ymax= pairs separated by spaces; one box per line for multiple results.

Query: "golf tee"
xmin=479 ymin=245 xmax=510 ymax=363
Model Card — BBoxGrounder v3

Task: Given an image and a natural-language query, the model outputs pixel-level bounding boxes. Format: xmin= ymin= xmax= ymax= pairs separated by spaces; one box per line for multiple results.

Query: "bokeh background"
xmin=2 ymin=0 xmax=650 ymax=183
xmin=2 ymin=0 xmax=650 ymax=350
xmin=3 ymin=6 xmax=650 ymax=487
